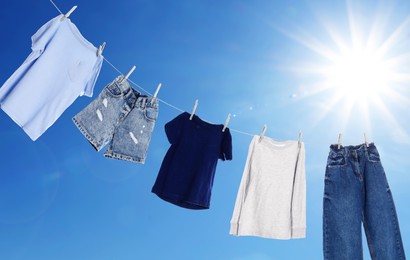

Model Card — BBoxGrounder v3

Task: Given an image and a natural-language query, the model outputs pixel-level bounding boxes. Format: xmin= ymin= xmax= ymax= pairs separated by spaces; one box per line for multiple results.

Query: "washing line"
xmin=49 ymin=0 xmax=255 ymax=137
xmin=105 ymin=54 xmax=255 ymax=137
xmin=48 ymin=1 xmax=373 ymax=147
xmin=48 ymin=0 xmax=285 ymax=139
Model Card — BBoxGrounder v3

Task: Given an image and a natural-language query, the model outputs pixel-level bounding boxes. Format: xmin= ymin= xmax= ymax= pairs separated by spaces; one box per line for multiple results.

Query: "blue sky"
xmin=1 ymin=0 xmax=410 ymax=259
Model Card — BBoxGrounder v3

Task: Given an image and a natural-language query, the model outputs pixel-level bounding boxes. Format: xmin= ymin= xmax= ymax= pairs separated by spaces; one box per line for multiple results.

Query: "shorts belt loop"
xmin=141 ymin=98 xmax=146 ymax=109
xmin=147 ymin=98 xmax=153 ymax=107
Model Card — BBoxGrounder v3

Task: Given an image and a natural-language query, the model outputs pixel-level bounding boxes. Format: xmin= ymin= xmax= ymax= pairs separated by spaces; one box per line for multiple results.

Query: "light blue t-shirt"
xmin=0 ymin=14 xmax=103 ymax=141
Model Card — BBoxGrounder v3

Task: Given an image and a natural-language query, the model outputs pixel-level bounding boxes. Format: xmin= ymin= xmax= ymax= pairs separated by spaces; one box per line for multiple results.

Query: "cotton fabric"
xmin=230 ymin=135 xmax=306 ymax=239
xmin=0 ymin=14 xmax=103 ymax=141
xmin=152 ymin=112 xmax=232 ymax=210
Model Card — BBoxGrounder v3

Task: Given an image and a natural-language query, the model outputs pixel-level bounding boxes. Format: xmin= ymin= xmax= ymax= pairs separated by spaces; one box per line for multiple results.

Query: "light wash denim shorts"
xmin=73 ymin=76 xmax=158 ymax=164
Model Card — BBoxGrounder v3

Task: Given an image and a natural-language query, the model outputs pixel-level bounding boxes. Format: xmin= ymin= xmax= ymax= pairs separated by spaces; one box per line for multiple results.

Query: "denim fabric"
xmin=73 ymin=76 xmax=158 ymax=164
xmin=323 ymin=143 xmax=406 ymax=260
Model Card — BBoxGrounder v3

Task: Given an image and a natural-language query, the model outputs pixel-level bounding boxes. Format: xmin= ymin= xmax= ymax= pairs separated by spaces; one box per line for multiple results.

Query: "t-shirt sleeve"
xmin=220 ymin=128 xmax=233 ymax=161
xmin=81 ymin=55 xmax=103 ymax=97
xmin=31 ymin=15 xmax=61 ymax=52
xmin=165 ymin=113 xmax=186 ymax=144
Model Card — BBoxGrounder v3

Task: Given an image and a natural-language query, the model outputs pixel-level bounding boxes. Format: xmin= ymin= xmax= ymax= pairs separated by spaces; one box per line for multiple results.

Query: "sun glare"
xmin=280 ymin=2 xmax=410 ymax=141
xmin=326 ymin=49 xmax=390 ymax=100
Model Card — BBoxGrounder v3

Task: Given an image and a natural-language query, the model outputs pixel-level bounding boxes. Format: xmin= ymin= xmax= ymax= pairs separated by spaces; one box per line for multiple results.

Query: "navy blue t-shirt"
xmin=152 ymin=112 xmax=233 ymax=209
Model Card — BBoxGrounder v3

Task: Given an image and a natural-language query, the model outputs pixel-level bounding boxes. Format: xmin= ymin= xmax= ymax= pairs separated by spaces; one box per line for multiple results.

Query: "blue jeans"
xmin=73 ymin=76 xmax=158 ymax=164
xmin=323 ymin=143 xmax=406 ymax=260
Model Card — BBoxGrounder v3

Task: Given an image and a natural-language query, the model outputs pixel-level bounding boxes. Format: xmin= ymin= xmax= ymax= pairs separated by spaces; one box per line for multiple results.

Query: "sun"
xmin=277 ymin=1 xmax=410 ymax=142
xmin=325 ymin=48 xmax=391 ymax=101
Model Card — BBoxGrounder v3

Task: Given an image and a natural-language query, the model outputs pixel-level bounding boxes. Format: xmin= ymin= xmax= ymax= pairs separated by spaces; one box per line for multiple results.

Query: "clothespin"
xmin=298 ymin=130 xmax=303 ymax=147
xmin=222 ymin=113 xmax=231 ymax=132
xmin=151 ymin=83 xmax=162 ymax=103
xmin=364 ymin=133 xmax=369 ymax=147
xmin=259 ymin=124 xmax=267 ymax=142
xmin=97 ymin=42 xmax=106 ymax=56
xmin=60 ymin=6 xmax=77 ymax=21
xmin=337 ymin=133 xmax=342 ymax=149
xmin=120 ymin=66 xmax=136 ymax=83
xmin=189 ymin=99 xmax=199 ymax=120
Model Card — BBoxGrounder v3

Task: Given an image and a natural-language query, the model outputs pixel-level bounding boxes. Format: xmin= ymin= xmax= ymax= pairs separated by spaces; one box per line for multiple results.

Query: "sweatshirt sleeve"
xmin=291 ymin=142 xmax=306 ymax=238
xmin=229 ymin=136 xmax=256 ymax=236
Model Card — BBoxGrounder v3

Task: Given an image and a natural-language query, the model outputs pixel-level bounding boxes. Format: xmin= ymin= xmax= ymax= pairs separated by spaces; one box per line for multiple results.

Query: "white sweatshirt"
xmin=230 ymin=135 xmax=306 ymax=239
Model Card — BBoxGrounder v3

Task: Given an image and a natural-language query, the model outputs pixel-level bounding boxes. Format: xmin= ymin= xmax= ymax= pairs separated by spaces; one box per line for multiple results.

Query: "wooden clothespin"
xmin=61 ymin=6 xmax=77 ymax=21
xmin=120 ymin=66 xmax=136 ymax=83
xmin=189 ymin=99 xmax=199 ymax=120
xmin=364 ymin=133 xmax=369 ymax=147
xmin=259 ymin=124 xmax=267 ymax=142
xmin=222 ymin=113 xmax=231 ymax=132
xmin=97 ymin=42 xmax=106 ymax=56
xmin=151 ymin=83 xmax=162 ymax=103
xmin=337 ymin=133 xmax=342 ymax=149
xmin=298 ymin=130 xmax=303 ymax=147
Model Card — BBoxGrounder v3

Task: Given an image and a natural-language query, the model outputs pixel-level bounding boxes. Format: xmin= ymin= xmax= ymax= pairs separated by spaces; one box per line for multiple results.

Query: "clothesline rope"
xmin=104 ymin=48 xmax=254 ymax=136
xmin=49 ymin=0 xmax=63 ymax=15
xmin=103 ymin=54 xmax=209 ymax=115
xmin=47 ymin=0 xmax=265 ymax=138
xmin=106 ymin=48 xmax=251 ymax=134
xmin=47 ymin=1 xmax=389 ymax=144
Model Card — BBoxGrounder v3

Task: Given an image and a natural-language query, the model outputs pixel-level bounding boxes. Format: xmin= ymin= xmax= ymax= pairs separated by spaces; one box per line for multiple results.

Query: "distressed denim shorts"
xmin=73 ymin=76 xmax=159 ymax=164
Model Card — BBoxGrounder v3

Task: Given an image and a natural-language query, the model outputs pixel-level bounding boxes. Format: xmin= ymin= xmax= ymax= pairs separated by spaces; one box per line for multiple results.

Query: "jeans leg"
xmin=363 ymin=160 xmax=406 ymax=260
xmin=323 ymin=163 xmax=364 ymax=260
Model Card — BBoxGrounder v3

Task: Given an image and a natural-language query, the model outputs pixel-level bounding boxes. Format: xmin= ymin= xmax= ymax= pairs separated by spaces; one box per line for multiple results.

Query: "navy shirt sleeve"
xmin=164 ymin=112 xmax=186 ymax=144
xmin=220 ymin=128 xmax=233 ymax=161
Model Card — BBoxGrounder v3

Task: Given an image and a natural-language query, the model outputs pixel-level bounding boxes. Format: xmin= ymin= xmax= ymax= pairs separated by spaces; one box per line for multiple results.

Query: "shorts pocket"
xmin=144 ymin=107 xmax=158 ymax=122
xmin=105 ymin=82 xmax=123 ymax=97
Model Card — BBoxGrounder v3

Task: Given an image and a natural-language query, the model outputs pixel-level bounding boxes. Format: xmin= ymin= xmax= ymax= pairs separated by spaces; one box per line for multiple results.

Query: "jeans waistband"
xmin=329 ymin=143 xmax=378 ymax=156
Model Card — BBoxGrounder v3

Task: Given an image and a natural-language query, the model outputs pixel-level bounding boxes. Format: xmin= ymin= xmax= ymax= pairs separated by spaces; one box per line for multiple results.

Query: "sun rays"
xmin=282 ymin=1 xmax=410 ymax=142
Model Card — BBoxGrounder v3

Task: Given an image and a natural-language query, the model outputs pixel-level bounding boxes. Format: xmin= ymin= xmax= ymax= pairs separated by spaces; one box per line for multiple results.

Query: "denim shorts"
xmin=73 ymin=76 xmax=159 ymax=164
